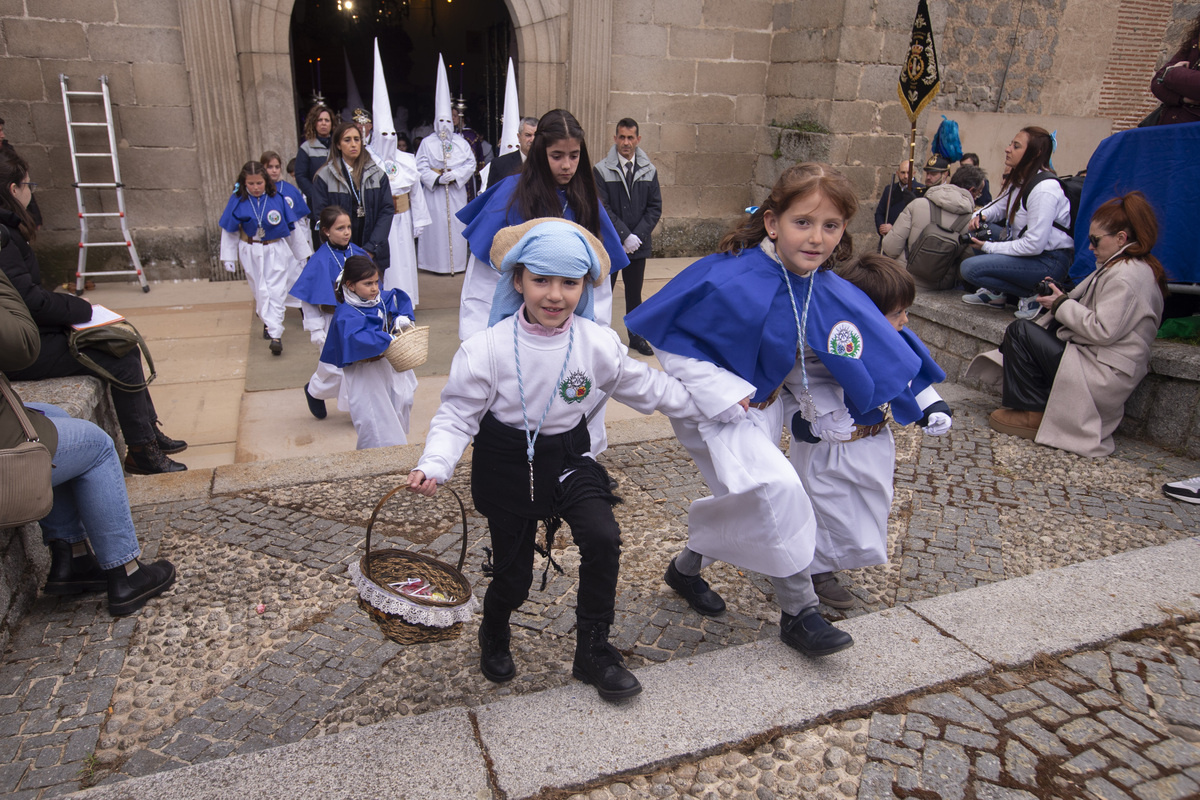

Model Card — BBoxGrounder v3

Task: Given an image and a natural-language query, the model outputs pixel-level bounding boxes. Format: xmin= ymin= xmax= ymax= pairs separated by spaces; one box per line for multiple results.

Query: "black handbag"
xmin=69 ymin=321 xmax=156 ymax=392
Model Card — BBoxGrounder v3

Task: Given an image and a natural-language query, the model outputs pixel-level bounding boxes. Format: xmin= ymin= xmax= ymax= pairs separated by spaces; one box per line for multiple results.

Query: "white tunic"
xmin=417 ymin=313 xmax=704 ymax=483
xmin=340 ymin=359 xmax=417 ymax=450
xmin=220 ymin=227 xmax=310 ymax=339
xmin=414 ymin=134 xmax=475 ymax=275
xmin=369 ymin=149 xmax=431 ymax=305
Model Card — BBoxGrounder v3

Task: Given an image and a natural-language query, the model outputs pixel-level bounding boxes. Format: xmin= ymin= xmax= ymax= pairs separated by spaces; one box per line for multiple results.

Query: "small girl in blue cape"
xmin=318 ymin=255 xmax=417 ymax=449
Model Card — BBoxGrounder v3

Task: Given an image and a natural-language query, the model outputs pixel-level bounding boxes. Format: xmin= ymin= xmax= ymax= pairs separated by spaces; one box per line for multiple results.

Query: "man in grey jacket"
xmin=594 ymin=118 xmax=662 ymax=355
xmin=883 ymin=165 xmax=985 ymax=288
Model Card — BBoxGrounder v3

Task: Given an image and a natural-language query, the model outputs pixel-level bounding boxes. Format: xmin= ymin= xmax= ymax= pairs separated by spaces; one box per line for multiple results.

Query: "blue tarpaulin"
xmin=1070 ymin=121 xmax=1200 ymax=284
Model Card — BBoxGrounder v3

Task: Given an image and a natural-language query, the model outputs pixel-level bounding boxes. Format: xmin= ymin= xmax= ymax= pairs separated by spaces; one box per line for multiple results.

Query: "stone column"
xmin=178 ymin=0 xmax=253 ymax=237
xmin=566 ymin=0 xmax=612 ymax=143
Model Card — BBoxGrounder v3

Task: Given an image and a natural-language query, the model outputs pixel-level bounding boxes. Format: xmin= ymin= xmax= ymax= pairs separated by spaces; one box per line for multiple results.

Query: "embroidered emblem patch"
xmin=266 ymin=209 xmax=283 ymax=226
xmin=285 ymin=196 xmax=295 ymax=209
xmin=558 ymin=370 xmax=592 ymax=404
xmin=384 ymin=160 xmax=399 ymax=178
xmin=827 ymin=321 xmax=863 ymax=358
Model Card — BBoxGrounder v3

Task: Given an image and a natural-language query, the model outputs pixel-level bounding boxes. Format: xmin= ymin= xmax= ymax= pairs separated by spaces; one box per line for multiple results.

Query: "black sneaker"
xmin=779 ymin=608 xmax=853 ymax=657
xmin=124 ymin=440 xmax=187 ymax=475
xmin=304 ymin=383 xmax=328 ymax=420
xmin=664 ymin=558 xmax=726 ymax=615
xmin=269 ymin=338 xmax=282 ymax=356
xmin=153 ymin=421 xmax=188 ymax=455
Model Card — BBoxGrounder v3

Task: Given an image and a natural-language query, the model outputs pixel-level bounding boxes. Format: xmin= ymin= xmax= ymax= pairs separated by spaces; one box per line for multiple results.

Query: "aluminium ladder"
xmin=59 ymin=75 xmax=149 ymax=294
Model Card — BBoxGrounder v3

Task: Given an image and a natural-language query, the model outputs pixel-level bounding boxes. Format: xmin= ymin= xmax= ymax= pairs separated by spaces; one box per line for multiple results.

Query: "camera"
xmin=973 ymin=224 xmax=993 ymax=242
xmin=1036 ymin=278 xmax=1062 ymax=297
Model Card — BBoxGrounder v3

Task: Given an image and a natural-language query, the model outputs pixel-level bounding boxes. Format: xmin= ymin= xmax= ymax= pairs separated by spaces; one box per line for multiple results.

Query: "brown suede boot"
xmin=988 ymin=408 xmax=1045 ymax=440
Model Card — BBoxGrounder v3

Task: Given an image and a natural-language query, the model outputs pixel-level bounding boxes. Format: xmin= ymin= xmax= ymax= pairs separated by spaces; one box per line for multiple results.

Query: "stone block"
xmin=702 ymin=0 xmax=772 ymax=29
xmin=660 ymin=185 xmax=698 ymax=217
xmin=733 ymin=31 xmax=770 ymax=62
xmin=838 ymin=27 xmax=886 ymax=62
xmin=611 ymin=57 xmax=694 ymax=94
xmin=767 ymin=61 xmax=835 ymax=99
xmin=669 ymin=27 xmax=733 ymax=61
xmin=87 ymin=25 xmax=185 ymax=64
xmin=847 ymin=134 xmax=907 ymax=167
xmin=646 ymin=93 xmax=735 ymax=125
xmin=130 ymin=62 xmax=189 ymax=106
xmin=880 ymin=103 xmax=915 ymax=131
xmin=654 ymin=217 xmax=728 ymax=257
xmin=4 ymin=18 xmax=88 ymax=59
xmin=694 ymin=124 xmax=756 ymax=154
xmin=860 ymin=63 xmax=907 ymax=103
xmin=785 ymin=0 xmax=846 ymax=29
xmin=675 ymin=151 xmax=755 ymax=185
xmin=122 ymin=189 xmax=206 ymax=229
xmin=29 ymin=102 xmax=72 ymax=147
xmin=31 ymin=0 xmax=116 ymax=22
xmin=43 ymin=61 xmax=136 ymax=107
xmin=770 ymin=29 xmax=839 ymax=64
xmin=1144 ymin=381 xmax=1200 ymax=447
xmin=613 ymin=0 xmax=653 ymax=24
xmin=651 ymin=152 xmax=675 ymax=184
xmin=611 ymin=23 xmax=668 ymax=58
xmin=115 ymin=105 xmax=196 ymax=148
xmin=735 ymin=93 xmax=765 ymax=124
xmin=116 ymin=0 xmax=181 ymax=26
xmin=697 ymin=184 xmax=749 ymax=217
xmin=4 ymin=58 xmax=46 ymax=102
xmin=830 ymin=100 xmax=879 ymax=133
xmin=838 ymin=163 xmax=878 ymax=199
xmin=115 ymin=145 xmax=201 ymax=189
xmin=696 ymin=60 xmax=767 ymax=95
xmin=657 ymin=123 xmax=698 ymax=153
xmin=654 ymin=0 xmax=701 ymax=27
xmin=777 ymin=129 xmax=833 ymax=163
xmin=833 ymin=62 xmax=866 ymax=102
xmin=877 ymin=0 xmax=920 ymax=29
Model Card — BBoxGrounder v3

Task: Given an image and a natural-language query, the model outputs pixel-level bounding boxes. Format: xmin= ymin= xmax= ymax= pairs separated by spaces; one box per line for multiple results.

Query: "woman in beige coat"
xmin=966 ymin=192 xmax=1166 ymax=457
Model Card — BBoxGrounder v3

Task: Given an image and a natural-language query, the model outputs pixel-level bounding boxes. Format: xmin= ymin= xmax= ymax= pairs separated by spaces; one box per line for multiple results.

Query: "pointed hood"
xmin=434 ymin=54 xmax=453 ymax=141
xmin=371 ymin=38 xmax=397 ymax=162
xmin=497 ymin=58 xmax=521 ymax=155
xmin=343 ymin=48 xmax=365 ymax=121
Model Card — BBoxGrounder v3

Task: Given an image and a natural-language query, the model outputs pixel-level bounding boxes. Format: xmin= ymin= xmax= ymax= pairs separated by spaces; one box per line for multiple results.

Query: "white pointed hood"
xmin=371 ymin=38 xmax=397 ymax=163
xmin=434 ymin=54 xmax=453 ymax=141
xmin=497 ymin=58 xmax=520 ymax=155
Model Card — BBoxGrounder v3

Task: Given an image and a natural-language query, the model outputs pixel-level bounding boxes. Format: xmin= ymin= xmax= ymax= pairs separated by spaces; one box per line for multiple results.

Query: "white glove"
xmin=439 ymin=173 xmax=454 ymax=185
xmin=392 ymin=315 xmax=413 ymax=333
xmin=622 ymin=234 xmax=642 ymax=254
xmin=223 ymin=261 xmax=237 ymax=273
xmin=924 ymin=412 xmax=952 ymax=436
xmin=714 ymin=402 xmax=747 ymax=424
xmin=811 ymin=407 xmax=854 ymax=443
xmin=310 ymin=329 xmax=326 ymax=347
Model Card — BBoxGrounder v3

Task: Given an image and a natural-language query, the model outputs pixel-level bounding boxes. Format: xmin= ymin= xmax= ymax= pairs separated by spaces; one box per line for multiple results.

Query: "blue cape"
xmin=319 ymin=288 xmax=415 ymax=368
xmin=277 ymin=179 xmax=312 ymax=218
xmin=289 ymin=242 xmax=367 ymax=306
xmin=850 ymin=327 xmax=946 ymax=426
xmin=625 ymin=246 xmax=921 ymax=408
xmin=218 ymin=192 xmax=303 ymax=239
xmin=456 ymin=175 xmax=630 ymax=273
xmin=1070 ymin=122 xmax=1200 ymax=283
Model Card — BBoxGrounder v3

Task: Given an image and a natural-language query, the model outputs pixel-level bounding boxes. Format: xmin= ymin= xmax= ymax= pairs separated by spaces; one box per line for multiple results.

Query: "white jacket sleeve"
xmin=983 ymin=181 xmax=1070 ymax=257
xmin=415 ymin=342 xmax=494 ymax=483
xmin=600 ymin=332 xmax=706 ymax=422
xmin=656 ymin=349 xmax=756 ymax=419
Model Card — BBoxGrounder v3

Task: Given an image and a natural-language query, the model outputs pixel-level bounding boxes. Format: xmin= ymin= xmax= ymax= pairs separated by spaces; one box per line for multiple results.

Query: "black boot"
xmin=779 ymin=608 xmax=854 ymax=657
xmin=124 ymin=439 xmax=187 ymax=475
xmin=153 ymin=420 xmax=188 ymax=455
xmin=106 ymin=559 xmax=176 ymax=616
xmin=572 ymin=622 xmax=641 ymax=701
xmin=478 ymin=614 xmax=515 ymax=683
xmin=304 ymin=382 xmax=328 ymax=420
xmin=269 ymin=338 xmax=283 ymax=356
xmin=44 ymin=540 xmax=107 ymax=596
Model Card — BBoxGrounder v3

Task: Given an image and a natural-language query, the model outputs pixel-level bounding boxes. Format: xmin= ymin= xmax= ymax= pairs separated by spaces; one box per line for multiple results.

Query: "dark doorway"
xmin=290 ymin=0 xmax=514 ymax=148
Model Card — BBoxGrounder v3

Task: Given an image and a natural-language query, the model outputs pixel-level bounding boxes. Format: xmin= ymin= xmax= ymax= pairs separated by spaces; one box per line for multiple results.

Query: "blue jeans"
xmin=28 ymin=404 xmax=140 ymax=570
xmin=961 ymin=247 xmax=1074 ymax=297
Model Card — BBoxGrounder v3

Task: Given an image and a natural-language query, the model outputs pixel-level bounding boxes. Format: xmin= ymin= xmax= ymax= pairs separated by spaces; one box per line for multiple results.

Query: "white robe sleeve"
xmin=446 ymin=140 xmax=478 ymax=184
xmin=655 ymin=349 xmax=757 ymax=419
xmin=287 ymin=225 xmax=313 ymax=262
xmin=219 ymin=228 xmax=240 ymax=264
xmin=597 ymin=331 xmax=706 ymax=421
xmin=409 ymin=177 xmax=432 ymax=234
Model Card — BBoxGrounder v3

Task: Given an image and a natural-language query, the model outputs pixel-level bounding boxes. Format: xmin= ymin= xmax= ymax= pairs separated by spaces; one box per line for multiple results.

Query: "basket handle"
xmin=362 ymin=484 xmax=470 ymax=586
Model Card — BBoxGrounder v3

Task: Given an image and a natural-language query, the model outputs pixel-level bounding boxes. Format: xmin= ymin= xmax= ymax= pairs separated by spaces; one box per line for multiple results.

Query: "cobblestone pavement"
xmin=1 ymin=388 xmax=1198 ymax=796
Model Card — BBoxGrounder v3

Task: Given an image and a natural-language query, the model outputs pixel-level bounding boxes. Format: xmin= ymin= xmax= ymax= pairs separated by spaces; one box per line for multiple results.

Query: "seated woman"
xmin=966 ymin=192 xmax=1166 ymax=458
xmin=960 ymin=127 xmax=1075 ymax=320
xmin=0 ymin=150 xmax=187 ymax=474
xmin=1 ymin=269 xmax=175 ymax=617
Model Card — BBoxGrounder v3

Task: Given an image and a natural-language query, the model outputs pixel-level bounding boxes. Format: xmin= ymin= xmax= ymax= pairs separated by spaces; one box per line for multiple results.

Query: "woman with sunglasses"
xmin=967 ymin=192 xmax=1166 ymax=457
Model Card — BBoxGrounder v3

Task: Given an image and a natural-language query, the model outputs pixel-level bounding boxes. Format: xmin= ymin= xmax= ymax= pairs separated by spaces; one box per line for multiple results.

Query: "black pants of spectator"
xmin=610 ymin=257 xmax=646 ymax=313
xmin=1000 ymin=319 xmax=1066 ymax=412
xmin=10 ymin=336 xmax=158 ymax=446
xmin=482 ymin=497 xmax=622 ymax=628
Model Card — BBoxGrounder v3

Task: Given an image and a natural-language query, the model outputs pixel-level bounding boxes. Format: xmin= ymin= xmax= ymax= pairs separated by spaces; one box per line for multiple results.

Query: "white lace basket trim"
xmin=350 ymin=561 xmax=479 ymax=628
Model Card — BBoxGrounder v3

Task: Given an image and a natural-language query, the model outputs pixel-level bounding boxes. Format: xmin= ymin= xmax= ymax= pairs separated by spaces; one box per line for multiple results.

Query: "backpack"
xmin=1018 ymin=171 xmax=1085 ymax=237
xmin=904 ymin=204 xmax=973 ymax=291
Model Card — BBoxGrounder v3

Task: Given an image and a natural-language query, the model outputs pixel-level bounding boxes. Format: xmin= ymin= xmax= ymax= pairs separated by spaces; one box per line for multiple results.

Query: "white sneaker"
xmin=1014 ymin=295 xmax=1042 ymax=320
xmin=962 ymin=288 xmax=1006 ymax=306
xmin=1163 ymin=476 xmax=1200 ymax=504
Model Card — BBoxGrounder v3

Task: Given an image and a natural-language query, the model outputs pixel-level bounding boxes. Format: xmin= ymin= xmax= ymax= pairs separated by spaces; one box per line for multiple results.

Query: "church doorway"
xmin=289 ymin=0 xmax=514 ymax=148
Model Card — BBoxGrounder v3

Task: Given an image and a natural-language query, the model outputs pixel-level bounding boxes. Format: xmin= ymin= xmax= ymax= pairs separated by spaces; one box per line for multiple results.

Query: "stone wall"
xmin=0 ymin=1 xmax=210 ymax=282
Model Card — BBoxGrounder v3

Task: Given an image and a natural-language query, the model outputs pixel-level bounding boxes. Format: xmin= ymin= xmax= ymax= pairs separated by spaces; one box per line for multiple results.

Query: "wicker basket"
xmin=349 ymin=484 xmax=478 ymax=645
xmin=384 ymin=326 xmax=429 ymax=372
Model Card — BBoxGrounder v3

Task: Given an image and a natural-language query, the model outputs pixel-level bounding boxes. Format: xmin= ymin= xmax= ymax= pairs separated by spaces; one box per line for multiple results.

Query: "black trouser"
xmin=1000 ymin=319 xmax=1066 ymax=412
xmin=482 ymin=497 xmax=622 ymax=627
xmin=9 ymin=333 xmax=157 ymax=445
xmin=610 ymin=257 xmax=646 ymax=314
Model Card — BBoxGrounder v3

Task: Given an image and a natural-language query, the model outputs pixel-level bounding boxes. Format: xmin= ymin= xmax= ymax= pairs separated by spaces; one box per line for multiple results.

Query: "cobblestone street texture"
xmin=1 ymin=387 xmax=1198 ymax=796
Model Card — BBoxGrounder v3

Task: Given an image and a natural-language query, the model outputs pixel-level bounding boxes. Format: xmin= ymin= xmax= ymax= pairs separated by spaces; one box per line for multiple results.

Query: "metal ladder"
xmin=59 ymin=75 xmax=149 ymax=294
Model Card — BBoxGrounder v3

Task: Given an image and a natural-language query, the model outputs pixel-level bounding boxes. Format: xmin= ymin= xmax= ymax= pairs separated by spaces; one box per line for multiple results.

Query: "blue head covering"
xmin=487 ymin=218 xmax=609 ymax=326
